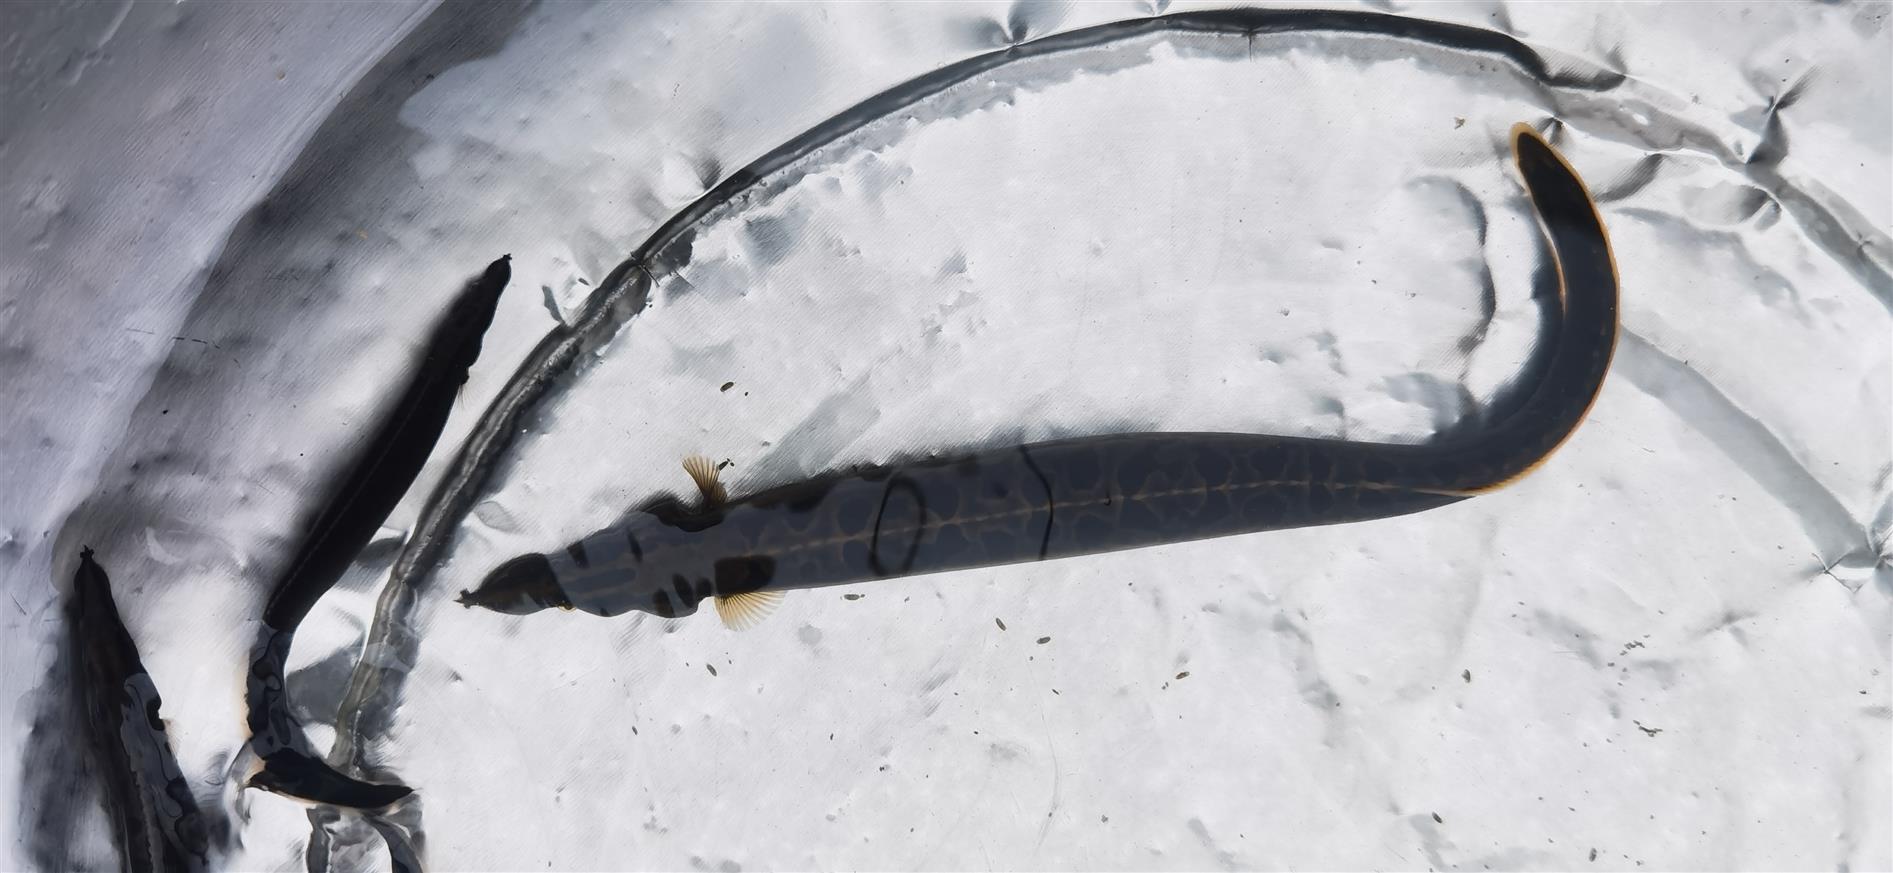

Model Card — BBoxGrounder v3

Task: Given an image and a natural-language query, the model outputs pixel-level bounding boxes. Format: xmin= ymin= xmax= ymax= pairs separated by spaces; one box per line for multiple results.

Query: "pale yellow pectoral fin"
xmin=715 ymin=590 xmax=784 ymax=631
xmin=682 ymin=454 xmax=727 ymax=506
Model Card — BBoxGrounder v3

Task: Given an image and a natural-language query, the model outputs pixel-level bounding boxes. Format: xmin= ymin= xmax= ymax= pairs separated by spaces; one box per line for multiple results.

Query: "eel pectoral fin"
xmin=683 ymin=454 xmax=728 ymax=506
xmin=715 ymin=590 xmax=784 ymax=631
xmin=247 ymin=748 xmax=412 ymax=809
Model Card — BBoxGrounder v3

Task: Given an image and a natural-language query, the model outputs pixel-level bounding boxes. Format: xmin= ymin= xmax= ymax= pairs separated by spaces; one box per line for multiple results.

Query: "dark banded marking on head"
xmin=652 ymin=589 xmax=678 ymax=618
xmin=714 ymin=556 xmax=777 ymax=595
xmin=671 ymin=574 xmax=694 ymax=609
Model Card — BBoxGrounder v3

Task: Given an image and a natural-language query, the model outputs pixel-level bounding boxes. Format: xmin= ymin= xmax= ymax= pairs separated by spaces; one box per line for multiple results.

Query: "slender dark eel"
xmin=246 ymin=256 xmax=511 ymax=808
xmin=68 ymin=548 xmax=212 ymax=871
xmin=461 ymin=124 xmax=1617 ymax=625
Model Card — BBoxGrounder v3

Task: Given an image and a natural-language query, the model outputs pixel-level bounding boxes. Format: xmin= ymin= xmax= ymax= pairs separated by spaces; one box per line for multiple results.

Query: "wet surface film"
xmin=3 ymin=2 xmax=1888 ymax=870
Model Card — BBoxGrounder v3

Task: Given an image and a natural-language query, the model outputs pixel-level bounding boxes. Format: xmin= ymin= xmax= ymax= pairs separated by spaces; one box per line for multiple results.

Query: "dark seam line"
xmin=869 ymin=475 xmax=926 ymax=577
xmin=1017 ymin=445 xmax=1056 ymax=561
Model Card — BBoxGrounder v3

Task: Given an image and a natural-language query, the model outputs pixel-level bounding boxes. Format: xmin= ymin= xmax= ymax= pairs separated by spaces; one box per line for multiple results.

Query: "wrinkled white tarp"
xmin=2 ymin=2 xmax=1887 ymax=870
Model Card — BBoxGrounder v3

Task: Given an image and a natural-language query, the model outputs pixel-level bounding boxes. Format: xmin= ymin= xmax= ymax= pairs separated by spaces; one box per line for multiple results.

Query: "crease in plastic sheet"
xmin=3 ymin=1 xmax=1888 ymax=870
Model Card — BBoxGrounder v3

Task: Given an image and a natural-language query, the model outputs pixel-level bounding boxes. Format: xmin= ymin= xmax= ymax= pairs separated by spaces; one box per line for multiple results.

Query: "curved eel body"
xmin=247 ymin=255 xmax=511 ymax=808
xmin=463 ymin=125 xmax=1617 ymax=622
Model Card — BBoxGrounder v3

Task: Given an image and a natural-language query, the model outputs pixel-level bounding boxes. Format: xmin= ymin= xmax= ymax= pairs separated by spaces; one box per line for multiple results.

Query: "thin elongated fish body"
xmin=464 ymin=125 xmax=1617 ymax=624
xmin=246 ymin=255 xmax=511 ymax=809
xmin=261 ymin=254 xmax=515 ymax=632
xmin=69 ymin=548 xmax=213 ymax=872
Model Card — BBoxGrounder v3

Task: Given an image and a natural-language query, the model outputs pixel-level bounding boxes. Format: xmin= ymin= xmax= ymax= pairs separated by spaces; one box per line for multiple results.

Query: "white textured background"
xmin=2 ymin=2 xmax=1887 ymax=870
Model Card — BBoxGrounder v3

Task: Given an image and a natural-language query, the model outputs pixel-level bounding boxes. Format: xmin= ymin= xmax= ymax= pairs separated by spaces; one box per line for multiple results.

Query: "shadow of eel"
xmin=463 ymin=125 xmax=1618 ymax=627
xmin=245 ymin=255 xmax=512 ymax=808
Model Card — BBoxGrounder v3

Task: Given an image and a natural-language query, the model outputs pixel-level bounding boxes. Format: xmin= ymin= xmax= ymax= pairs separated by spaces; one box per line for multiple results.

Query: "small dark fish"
xmin=69 ymin=548 xmax=213 ymax=872
xmin=247 ymin=255 xmax=511 ymax=808
xmin=462 ymin=126 xmax=1617 ymax=631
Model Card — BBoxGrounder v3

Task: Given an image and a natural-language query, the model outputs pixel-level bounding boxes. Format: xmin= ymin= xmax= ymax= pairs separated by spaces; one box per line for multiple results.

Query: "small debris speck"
xmin=1432 ymin=812 xmax=1443 ymax=823
xmin=720 ymin=381 xmax=735 ymax=392
xmin=706 ymin=664 xmax=717 ymax=677
xmin=1463 ymin=669 xmax=1472 ymax=683
xmin=843 ymin=593 xmax=863 ymax=601
xmin=1175 ymin=671 xmax=1190 ymax=680
xmin=995 ymin=617 xmax=1007 ymax=631
xmin=1036 ymin=636 xmax=1051 ymax=645
xmin=1590 ymin=848 xmax=1598 ymax=862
